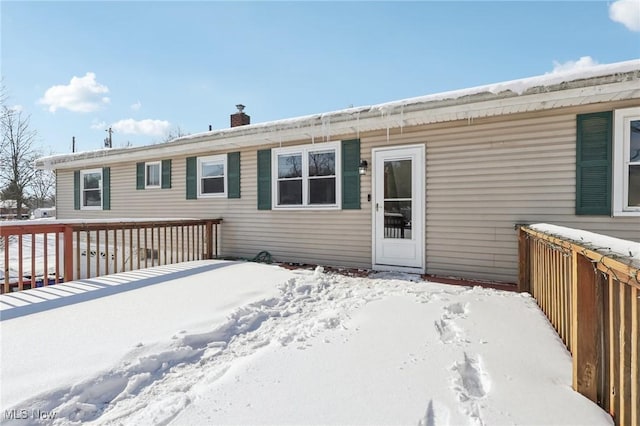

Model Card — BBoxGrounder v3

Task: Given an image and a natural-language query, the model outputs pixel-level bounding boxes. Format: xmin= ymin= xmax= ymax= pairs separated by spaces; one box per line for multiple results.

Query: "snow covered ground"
xmin=0 ymin=260 xmax=611 ymax=425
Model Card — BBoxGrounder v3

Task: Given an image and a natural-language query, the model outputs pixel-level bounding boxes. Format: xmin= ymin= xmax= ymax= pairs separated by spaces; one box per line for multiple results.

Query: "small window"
xmin=272 ymin=141 xmax=340 ymax=209
xmin=198 ymin=155 xmax=226 ymax=197
xmin=614 ymin=107 xmax=640 ymax=216
xmin=80 ymin=169 xmax=102 ymax=210
xmin=145 ymin=161 xmax=161 ymax=188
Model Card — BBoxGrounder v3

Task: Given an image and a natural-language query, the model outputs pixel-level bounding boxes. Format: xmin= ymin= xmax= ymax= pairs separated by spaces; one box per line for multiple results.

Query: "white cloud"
xmin=130 ymin=100 xmax=142 ymax=111
xmin=111 ymin=118 xmax=171 ymax=136
xmin=9 ymin=104 xmax=24 ymax=112
xmin=39 ymin=72 xmax=110 ymax=113
xmin=550 ymin=56 xmax=599 ymax=73
xmin=90 ymin=120 xmax=107 ymax=130
xmin=609 ymin=0 xmax=640 ymax=32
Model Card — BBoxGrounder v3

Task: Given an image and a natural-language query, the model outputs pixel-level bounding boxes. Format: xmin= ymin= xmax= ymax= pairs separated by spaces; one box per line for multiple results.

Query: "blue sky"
xmin=2 ymin=1 xmax=639 ymax=155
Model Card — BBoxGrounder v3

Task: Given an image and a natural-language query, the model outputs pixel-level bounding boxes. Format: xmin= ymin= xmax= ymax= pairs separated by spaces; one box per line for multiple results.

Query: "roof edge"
xmin=36 ymin=60 xmax=640 ymax=170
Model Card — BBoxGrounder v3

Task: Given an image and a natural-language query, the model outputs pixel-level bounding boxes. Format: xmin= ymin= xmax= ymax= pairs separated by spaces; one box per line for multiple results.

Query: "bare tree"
xmin=0 ymin=91 xmax=40 ymax=218
xmin=159 ymin=125 xmax=188 ymax=143
xmin=0 ymin=79 xmax=6 ymax=106
xmin=29 ymin=168 xmax=56 ymax=209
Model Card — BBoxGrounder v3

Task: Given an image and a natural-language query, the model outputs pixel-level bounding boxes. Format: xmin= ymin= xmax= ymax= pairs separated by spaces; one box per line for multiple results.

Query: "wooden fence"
xmin=518 ymin=226 xmax=639 ymax=426
xmin=1 ymin=218 xmax=222 ymax=294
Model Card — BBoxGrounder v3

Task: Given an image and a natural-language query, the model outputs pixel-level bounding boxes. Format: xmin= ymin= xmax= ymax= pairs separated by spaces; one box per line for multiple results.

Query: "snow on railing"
xmin=0 ymin=218 xmax=222 ymax=294
xmin=518 ymin=224 xmax=638 ymax=426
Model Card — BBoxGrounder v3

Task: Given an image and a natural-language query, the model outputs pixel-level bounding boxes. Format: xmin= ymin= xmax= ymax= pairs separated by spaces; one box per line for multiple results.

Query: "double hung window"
xmin=80 ymin=169 xmax=102 ymax=209
xmin=614 ymin=107 xmax=640 ymax=216
xmin=273 ymin=142 xmax=340 ymax=209
xmin=198 ymin=155 xmax=226 ymax=197
xmin=145 ymin=161 xmax=161 ymax=188
xmin=137 ymin=160 xmax=171 ymax=190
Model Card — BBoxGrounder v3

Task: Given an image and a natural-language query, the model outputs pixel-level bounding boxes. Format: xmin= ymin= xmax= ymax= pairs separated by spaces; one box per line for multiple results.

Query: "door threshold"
xmin=372 ymin=264 xmax=424 ymax=274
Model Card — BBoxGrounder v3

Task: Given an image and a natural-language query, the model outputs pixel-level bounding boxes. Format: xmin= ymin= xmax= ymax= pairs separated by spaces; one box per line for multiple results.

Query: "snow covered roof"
xmin=36 ymin=60 xmax=640 ymax=170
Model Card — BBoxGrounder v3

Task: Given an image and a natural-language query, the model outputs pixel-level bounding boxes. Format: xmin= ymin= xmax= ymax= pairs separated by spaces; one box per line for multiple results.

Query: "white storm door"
xmin=373 ymin=145 xmax=424 ymax=271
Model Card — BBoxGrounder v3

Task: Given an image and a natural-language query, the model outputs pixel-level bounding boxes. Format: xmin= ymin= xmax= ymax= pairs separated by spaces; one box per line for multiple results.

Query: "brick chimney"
xmin=230 ymin=104 xmax=250 ymax=127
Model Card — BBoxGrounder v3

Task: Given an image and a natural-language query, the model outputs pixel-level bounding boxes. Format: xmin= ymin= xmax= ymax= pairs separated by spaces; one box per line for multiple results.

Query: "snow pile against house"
xmin=0 ymin=262 xmax=611 ymax=425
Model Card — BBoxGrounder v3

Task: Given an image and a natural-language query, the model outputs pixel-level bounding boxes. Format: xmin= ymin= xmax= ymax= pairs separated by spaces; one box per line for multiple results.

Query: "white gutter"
xmin=36 ymin=64 xmax=640 ymax=171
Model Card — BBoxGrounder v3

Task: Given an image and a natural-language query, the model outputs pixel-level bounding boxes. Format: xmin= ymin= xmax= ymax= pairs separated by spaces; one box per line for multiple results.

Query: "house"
xmin=0 ymin=199 xmax=16 ymax=219
xmin=0 ymin=199 xmax=25 ymax=220
xmin=32 ymin=207 xmax=56 ymax=219
xmin=36 ymin=60 xmax=640 ymax=283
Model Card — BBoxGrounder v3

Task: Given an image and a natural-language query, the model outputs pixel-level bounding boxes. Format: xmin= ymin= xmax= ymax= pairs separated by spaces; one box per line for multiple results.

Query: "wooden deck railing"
xmin=518 ymin=226 xmax=639 ymax=426
xmin=1 ymin=218 xmax=222 ymax=294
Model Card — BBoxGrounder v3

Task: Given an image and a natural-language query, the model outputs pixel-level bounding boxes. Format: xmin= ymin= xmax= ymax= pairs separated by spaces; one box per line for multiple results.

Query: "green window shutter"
xmin=161 ymin=159 xmax=172 ymax=189
xmin=227 ymin=152 xmax=240 ymax=198
xmin=186 ymin=156 xmax=197 ymax=200
xmin=341 ymin=139 xmax=361 ymax=209
xmin=576 ymin=112 xmax=612 ymax=215
xmin=136 ymin=162 xmax=145 ymax=190
xmin=102 ymin=167 xmax=111 ymax=210
xmin=257 ymin=149 xmax=271 ymax=210
xmin=74 ymin=170 xmax=80 ymax=210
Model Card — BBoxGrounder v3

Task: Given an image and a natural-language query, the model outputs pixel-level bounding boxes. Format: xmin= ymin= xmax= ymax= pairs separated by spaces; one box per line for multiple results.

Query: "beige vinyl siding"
xmin=57 ymin=146 xmax=372 ymax=269
xmin=56 ymin=99 xmax=640 ymax=283
xmin=365 ymin=101 xmax=640 ymax=282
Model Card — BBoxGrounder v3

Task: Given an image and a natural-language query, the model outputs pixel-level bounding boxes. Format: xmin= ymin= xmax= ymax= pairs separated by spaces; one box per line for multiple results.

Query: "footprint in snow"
xmin=435 ymin=302 xmax=468 ymax=344
xmin=451 ymin=353 xmax=490 ymax=426
xmin=434 ymin=319 xmax=463 ymax=344
xmin=452 ymin=353 xmax=490 ymax=399
xmin=443 ymin=302 xmax=468 ymax=319
xmin=418 ymin=399 xmax=450 ymax=426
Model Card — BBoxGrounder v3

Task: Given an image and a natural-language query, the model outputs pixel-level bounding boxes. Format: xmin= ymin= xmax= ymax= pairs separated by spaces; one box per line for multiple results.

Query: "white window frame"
xmin=613 ymin=107 xmax=640 ymax=216
xmin=197 ymin=154 xmax=227 ymax=198
xmin=145 ymin=161 xmax=161 ymax=189
xmin=80 ymin=168 xmax=103 ymax=211
xmin=272 ymin=141 xmax=341 ymax=210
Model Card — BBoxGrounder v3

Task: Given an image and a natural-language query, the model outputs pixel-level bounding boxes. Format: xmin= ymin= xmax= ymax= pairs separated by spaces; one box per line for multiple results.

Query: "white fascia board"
xmin=36 ymin=77 xmax=640 ymax=171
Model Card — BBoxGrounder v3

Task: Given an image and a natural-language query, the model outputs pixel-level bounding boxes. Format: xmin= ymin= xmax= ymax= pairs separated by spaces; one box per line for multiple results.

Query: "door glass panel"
xmin=384 ymin=160 xmax=412 ymax=199
xmin=383 ymin=159 xmax=412 ymax=239
xmin=384 ymin=201 xmax=411 ymax=239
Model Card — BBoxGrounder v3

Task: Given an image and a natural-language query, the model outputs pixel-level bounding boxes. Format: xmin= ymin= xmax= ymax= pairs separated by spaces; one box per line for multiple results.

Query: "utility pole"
xmin=104 ymin=127 xmax=113 ymax=148
xmin=72 ymin=136 xmax=76 ymax=153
